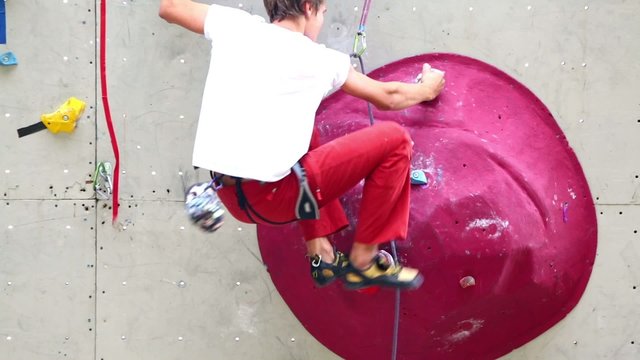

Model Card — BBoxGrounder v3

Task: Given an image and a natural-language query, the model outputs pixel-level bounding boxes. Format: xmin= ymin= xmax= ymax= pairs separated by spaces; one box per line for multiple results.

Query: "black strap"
xmin=17 ymin=122 xmax=47 ymax=138
xmin=235 ymin=180 xmax=295 ymax=225
xmin=228 ymin=162 xmax=320 ymax=225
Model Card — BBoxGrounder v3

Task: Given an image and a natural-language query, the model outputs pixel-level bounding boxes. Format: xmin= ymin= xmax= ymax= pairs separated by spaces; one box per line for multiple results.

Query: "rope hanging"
xmin=100 ymin=0 xmax=121 ymax=223
xmin=357 ymin=0 xmax=372 ymax=32
xmin=351 ymin=2 xmax=401 ymax=359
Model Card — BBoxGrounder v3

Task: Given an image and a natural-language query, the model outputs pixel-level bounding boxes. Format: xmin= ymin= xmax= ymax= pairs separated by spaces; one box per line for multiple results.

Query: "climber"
xmin=159 ymin=0 xmax=445 ymax=289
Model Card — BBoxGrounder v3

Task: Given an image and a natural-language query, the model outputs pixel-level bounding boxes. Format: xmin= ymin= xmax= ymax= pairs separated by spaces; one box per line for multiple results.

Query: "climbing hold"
xmin=17 ymin=97 xmax=86 ymax=138
xmin=41 ymin=97 xmax=86 ymax=134
xmin=0 ymin=51 xmax=17 ymax=66
xmin=410 ymin=170 xmax=428 ymax=185
xmin=459 ymin=276 xmax=476 ymax=288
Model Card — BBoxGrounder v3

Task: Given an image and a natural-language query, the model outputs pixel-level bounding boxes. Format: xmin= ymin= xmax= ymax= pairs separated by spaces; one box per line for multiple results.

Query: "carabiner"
xmin=94 ymin=162 xmax=113 ymax=200
xmin=352 ymin=31 xmax=367 ymax=58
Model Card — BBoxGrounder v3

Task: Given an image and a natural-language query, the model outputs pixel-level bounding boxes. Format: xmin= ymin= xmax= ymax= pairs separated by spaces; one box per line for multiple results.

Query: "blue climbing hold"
xmin=0 ymin=51 xmax=17 ymax=66
xmin=410 ymin=170 xmax=428 ymax=186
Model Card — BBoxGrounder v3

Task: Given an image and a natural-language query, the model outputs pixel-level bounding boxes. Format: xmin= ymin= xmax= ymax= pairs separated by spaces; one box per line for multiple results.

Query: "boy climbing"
xmin=159 ymin=0 xmax=445 ymax=290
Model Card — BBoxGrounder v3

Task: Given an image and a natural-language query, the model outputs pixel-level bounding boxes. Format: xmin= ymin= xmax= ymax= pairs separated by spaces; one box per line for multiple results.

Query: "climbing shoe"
xmin=343 ymin=250 xmax=424 ymax=290
xmin=310 ymin=250 xmax=350 ymax=287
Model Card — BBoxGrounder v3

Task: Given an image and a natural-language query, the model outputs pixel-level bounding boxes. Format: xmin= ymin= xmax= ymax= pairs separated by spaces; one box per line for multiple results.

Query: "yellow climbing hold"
xmin=41 ymin=97 xmax=86 ymax=134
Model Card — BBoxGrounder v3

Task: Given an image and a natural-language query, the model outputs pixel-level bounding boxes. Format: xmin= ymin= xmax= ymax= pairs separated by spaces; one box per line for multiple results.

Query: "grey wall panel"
xmin=0 ymin=0 xmax=96 ymax=200
xmin=95 ymin=201 xmax=338 ymax=360
xmin=567 ymin=2 xmax=640 ymax=205
xmin=0 ymin=200 xmax=96 ymax=360
xmin=503 ymin=205 xmax=640 ymax=359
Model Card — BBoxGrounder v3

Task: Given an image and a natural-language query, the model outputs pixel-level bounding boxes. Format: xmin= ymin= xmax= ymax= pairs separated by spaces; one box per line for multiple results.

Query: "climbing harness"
xmin=186 ymin=162 xmax=318 ymax=231
xmin=227 ymin=162 xmax=319 ymax=226
xmin=291 ymin=162 xmax=320 ymax=220
xmin=100 ymin=0 xmax=121 ymax=223
xmin=351 ymin=1 xmax=401 ymax=359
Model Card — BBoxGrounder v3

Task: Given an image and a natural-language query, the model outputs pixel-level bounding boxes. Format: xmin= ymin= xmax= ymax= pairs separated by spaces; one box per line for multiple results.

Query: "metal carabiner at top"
xmin=352 ymin=30 xmax=367 ymax=58
xmin=352 ymin=0 xmax=372 ymax=58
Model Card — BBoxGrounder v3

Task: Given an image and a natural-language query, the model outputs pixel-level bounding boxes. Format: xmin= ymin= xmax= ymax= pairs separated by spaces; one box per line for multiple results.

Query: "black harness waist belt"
xmin=221 ymin=162 xmax=319 ymax=225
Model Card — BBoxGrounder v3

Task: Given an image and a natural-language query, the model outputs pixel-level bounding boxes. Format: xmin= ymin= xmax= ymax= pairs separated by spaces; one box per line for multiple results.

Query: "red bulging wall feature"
xmin=257 ymin=54 xmax=597 ymax=360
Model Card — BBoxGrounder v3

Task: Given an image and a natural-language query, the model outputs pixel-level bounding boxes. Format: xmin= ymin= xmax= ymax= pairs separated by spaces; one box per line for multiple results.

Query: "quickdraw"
xmin=93 ymin=162 xmax=113 ymax=200
xmin=351 ymin=0 xmax=372 ymax=57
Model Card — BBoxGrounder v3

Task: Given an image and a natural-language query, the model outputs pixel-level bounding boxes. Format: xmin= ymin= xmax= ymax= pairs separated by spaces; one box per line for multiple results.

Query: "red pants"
xmin=217 ymin=121 xmax=412 ymax=245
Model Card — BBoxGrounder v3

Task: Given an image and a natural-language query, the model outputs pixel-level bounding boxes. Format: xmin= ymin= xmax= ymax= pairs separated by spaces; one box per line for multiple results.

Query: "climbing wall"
xmin=0 ymin=0 xmax=638 ymax=359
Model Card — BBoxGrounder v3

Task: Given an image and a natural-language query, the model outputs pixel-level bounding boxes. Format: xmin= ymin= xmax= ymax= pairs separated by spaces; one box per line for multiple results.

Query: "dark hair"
xmin=263 ymin=0 xmax=324 ymax=23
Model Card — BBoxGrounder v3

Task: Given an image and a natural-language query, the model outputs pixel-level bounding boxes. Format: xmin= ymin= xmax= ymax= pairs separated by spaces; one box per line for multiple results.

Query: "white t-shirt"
xmin=192 ymin=5 xmax=351 ymax=182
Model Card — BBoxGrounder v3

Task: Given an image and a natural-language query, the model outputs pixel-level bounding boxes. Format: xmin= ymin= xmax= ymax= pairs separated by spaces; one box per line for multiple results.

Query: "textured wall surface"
xmin=1 ymin=0 xmax=638 ymax=359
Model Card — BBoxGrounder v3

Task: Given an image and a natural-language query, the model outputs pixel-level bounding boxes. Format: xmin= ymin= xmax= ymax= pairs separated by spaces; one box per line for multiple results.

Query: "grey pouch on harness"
xmin=292 ymin=162 xmax=320 ymax=220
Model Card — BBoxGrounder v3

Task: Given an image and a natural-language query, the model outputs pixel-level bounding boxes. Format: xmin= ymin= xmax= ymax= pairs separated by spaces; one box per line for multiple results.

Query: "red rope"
xmin=100 ymin=0 xmax=120 ymax=223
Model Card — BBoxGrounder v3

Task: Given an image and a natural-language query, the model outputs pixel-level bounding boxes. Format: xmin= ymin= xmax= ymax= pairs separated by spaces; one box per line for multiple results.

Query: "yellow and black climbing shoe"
xmin=343 ymin=250 xmax=424 ymax=290
xmin=310 ymin=250 xmax=350 ymax=287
